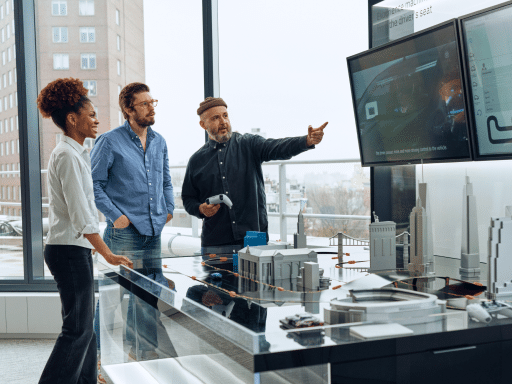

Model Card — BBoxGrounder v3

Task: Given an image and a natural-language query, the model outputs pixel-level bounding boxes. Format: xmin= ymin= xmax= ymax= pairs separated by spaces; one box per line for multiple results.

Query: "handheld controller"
xmin=206 ymin=194 xmax=233 ymax=209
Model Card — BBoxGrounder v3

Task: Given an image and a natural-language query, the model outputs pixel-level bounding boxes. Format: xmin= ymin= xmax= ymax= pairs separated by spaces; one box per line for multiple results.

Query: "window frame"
xmin=80 ymin=53 xmax=96 ymax=70
xmin=51 ymin=0 xmax=67 ymax=17
xmin=53 ymin=53 xmax=69 ymax=70
xmin=83 ymin=79 xmax=97 ymax=96
xmin=79 ymin=0 xmax=94 ymax=16
xmin=79 ymin=26 xmax=95 ymax=43
xmin=52 ymin=26 xmax=68 ymax=43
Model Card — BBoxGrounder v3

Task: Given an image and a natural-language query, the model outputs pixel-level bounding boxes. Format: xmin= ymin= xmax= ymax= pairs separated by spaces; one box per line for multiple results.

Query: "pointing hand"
xmin=306 ymin=122 xmax=328 ymax=146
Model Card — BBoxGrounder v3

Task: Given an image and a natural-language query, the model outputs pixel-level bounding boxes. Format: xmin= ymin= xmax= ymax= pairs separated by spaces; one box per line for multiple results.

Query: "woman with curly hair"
xmin=37 ymin=78 xmax=132 ymax=384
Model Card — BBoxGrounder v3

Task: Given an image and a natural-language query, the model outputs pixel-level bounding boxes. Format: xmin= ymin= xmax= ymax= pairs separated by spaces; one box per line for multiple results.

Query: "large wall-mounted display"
xmin=461 ymin=1 xmax=512 ymax=160
xmin=348 ymin=20 xmax=472 ymax=167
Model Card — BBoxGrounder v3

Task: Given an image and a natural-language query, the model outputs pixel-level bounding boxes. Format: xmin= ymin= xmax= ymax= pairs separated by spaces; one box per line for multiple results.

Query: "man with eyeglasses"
xmin=90 ymin=82 xmax=175 ymax=363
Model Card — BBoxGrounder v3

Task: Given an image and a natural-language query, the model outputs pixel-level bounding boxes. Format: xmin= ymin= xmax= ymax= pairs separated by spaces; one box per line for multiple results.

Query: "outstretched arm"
xmin=253 ymin=122 xmax=328 ymax=163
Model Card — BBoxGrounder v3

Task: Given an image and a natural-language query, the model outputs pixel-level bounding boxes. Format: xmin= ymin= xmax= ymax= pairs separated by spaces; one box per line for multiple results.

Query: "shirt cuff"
xmin=75 ymin=223 xmax=100 ymax=239
xmin=303 ymin=135 xmax=315 ymax=150
xmin=107 ymin=209 xmax=124 ymax=225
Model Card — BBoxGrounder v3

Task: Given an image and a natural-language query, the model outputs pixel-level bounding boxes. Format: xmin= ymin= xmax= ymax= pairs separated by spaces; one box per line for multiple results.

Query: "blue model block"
xmin=244 ymin=231 xmax=267 ymax=247
xmin=233 ymin=254 xmax=238 ymax=273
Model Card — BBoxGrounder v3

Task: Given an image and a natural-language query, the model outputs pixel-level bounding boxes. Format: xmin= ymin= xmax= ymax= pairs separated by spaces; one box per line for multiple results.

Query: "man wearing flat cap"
xmin=182 ymin=97 xmax=327 ymax=251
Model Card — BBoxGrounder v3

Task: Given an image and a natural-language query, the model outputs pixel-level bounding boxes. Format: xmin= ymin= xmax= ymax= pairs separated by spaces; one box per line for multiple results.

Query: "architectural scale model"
xmin=408 ymin=197 xmax=435 ymax=277
xmin=237 ymin=246 xmax=317 ymax=283
xmin=418 ymin=182 xmax=434 ymax=265
xmin=460 ymin=176 xmax=481 ymax=280
xmin=324 ymin=288 xmax=447 ymax=335
xmin=402 ymin=232 xmax=409 ymax=270
xmin=294 ymin=211 xmax=307 ymax=249
xmin=297 ymin=263 xmax=331 ymax=291
xmin=368 ymin=212 xmax=396 ymax=272
xmin=237 ymin=244 xmax=331 ymax=293
xmin=487 ymin=208 xmax=512 ymax=300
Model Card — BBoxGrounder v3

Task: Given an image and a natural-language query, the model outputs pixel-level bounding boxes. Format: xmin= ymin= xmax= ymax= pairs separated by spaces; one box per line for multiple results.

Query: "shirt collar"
xmin=124 ymin=120 xmax=156 ymax=140
xmin=62 ymin=136 xmax=87 ymax=155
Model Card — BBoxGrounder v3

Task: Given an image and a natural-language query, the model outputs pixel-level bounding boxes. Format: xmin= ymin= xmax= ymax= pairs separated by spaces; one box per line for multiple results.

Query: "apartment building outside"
xmin=0 ymin=0 xmax=145 ymax=219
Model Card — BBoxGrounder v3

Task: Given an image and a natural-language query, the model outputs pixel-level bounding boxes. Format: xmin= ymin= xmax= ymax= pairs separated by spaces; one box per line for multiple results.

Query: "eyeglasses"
xmin=132 ymin=99 xmax=158 ymax=109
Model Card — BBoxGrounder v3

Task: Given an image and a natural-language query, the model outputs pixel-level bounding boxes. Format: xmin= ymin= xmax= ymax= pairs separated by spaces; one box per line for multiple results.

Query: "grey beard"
xmin=209 ymin=127 xmax=232 ymax=143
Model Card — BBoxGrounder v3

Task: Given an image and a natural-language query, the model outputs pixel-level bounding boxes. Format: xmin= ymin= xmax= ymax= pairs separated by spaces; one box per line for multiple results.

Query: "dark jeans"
xmin=95 ymin=222 xmax=163 ymax=353
xmin=39 ymin=245 xmax=97 ymax=384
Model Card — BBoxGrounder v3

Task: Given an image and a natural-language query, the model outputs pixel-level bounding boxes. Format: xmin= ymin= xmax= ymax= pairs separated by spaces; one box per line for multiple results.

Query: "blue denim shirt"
xmin=90 ymin=121 xmax=174 ymax=236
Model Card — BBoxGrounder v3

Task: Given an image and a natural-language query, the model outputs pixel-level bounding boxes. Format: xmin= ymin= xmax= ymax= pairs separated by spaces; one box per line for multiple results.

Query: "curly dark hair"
xmin=37 ymin=78 xmax=91 ymax=133
xmin=119 ymin=82 xmax=150 ymax=121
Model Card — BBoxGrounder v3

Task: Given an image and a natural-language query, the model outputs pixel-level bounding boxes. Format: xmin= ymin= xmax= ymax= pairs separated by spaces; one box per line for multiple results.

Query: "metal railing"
xmin=0 ymin=158 xmax=371 ymax=240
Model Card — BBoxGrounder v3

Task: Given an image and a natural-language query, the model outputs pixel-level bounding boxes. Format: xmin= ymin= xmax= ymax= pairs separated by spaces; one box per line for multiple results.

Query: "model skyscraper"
xmin=294 ymin=211 xmax=307 ymax=249
xmin=487 ymin=207 xmax=512 ymax=300
xmin=409 ymin=197 xmax=434 ymax=277
xmin=418 ymin=183 xmax=434 ymax=264
xmin=460 ymin=176 xmax=480 ymax=280
xmin=369 ymin=212 xmax=396 ymax=272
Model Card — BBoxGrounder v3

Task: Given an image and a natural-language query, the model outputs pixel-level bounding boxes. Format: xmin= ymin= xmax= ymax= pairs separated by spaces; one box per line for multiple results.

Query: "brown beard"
xmin=208 ymin=126 xmax=232 ymax=143
xmin=133 ymin=113 xmax=155 ymax=128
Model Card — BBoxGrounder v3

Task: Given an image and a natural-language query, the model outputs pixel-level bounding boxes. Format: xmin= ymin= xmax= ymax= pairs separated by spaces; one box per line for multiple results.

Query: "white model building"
xmin=487 ymin=208 xmax=512 ymax=300
xmin=408 ymin=197 xmax=434 ymax=277
xmin=238 ymin=246 xmax=317 ymax=284
xmin=460 ymin=176 xmax=481 ymax=280
xmin=324 ymin=288 xmax=447 ymax=335
xmin=368 ymin=212 xmax=396 ymax=272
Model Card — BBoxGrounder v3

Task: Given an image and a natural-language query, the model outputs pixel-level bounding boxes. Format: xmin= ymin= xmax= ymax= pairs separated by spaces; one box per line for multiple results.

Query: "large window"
xmin=0 ymin=8 xmax=21 ymax=281
xmin=217 ymin=1 xmax=369 ymax=237
xmin=5 ymin=1 xmax=370 ymax=288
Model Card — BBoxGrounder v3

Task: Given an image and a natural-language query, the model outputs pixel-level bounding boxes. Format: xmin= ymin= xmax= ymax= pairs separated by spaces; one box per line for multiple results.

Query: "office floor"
xmin=0 ymin=339 xmax=113 ymax=384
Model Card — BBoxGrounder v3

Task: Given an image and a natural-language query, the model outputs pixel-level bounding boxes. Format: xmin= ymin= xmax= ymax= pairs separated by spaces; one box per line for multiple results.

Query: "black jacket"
xmin=182 ymin=132 xmax=312 ymax=246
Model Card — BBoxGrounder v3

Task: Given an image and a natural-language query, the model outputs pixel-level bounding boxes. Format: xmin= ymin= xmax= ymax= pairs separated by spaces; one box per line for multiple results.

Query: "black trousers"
xmin=39 ymin=244 xmax=97 ymax=384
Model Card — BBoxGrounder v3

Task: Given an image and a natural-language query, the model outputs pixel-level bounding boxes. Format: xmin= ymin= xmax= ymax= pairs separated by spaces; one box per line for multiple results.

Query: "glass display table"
xmin=97 ymin=249 xmax=512 ymax=384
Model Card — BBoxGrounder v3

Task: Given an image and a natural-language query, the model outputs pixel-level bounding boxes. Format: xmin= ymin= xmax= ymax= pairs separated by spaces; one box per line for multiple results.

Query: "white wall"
xmin=416 ymin=160 xmax=512 ymax=260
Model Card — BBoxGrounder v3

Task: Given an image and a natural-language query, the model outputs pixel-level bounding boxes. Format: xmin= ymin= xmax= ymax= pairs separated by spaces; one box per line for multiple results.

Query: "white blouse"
xmin=46 ymin=136 xmax=99 ymax=248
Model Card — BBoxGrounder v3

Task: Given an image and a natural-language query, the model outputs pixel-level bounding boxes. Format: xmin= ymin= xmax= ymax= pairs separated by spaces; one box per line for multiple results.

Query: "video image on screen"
xmin=349 ymin=23 xmax=471 ymax=166
xmin=463 ymin=4 xmax=512 ymax=159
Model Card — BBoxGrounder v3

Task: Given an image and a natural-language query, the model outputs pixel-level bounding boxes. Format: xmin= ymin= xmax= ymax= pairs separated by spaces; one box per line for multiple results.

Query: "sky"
xmin=143 ymin=1 xmax=369 ymax=170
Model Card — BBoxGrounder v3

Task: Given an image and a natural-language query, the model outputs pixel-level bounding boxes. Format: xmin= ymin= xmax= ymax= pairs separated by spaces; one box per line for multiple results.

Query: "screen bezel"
xmin=459 ymin=0 xmax=512 ymax=162
xmin=347 ymin=19 xmax=474 ymax=167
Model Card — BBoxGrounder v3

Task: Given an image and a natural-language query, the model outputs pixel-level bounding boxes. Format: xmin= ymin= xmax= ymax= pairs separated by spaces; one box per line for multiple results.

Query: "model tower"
xmin=409 ymin=197 xmax=434 ymax=277
xmin=460 ymin=176 xmax=480 ymax=280
xmin=294 ymin=211 xmax=307 ymax=249
xmin=487 ymin=207 xmax=512 ymax=300
xmin=418 ymin=183 xmax=434 ymax=265
xmin=369 ymin=212 xmax=397 ymax=272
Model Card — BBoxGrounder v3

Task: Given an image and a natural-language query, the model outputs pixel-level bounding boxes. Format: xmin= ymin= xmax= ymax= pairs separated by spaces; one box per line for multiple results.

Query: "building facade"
xmin=0 ymin=0 xmax=145 ymax=218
